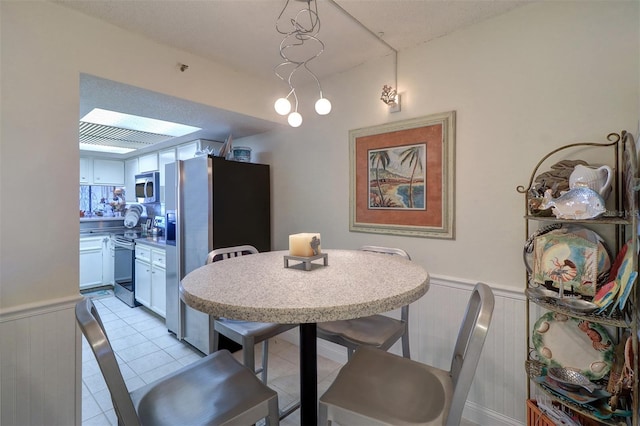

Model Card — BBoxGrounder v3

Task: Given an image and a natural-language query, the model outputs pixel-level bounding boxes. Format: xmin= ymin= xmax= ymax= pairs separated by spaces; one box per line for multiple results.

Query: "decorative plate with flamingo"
xmin=525 ymin=224 xmax=611 ymax=288
xmin=533 ymin=232 xmax=600 ymax=297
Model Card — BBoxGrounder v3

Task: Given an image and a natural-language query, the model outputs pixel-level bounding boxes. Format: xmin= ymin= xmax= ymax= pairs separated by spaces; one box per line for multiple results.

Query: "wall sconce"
xmin=380 ymin=85 xmax=397 ymax=105
xmin=274 ymin=0 xmax=331 ymax=128
xmin=381 ymin=85 xmax=401 ymax=113
xmin=380 ymin=49 xmax=401 ymax=113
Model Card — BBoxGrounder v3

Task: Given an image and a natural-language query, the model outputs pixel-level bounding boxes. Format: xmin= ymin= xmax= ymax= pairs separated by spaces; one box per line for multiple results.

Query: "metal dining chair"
xmin=206 ymin=245 xmax=298 ymax=384
xmin=76 ymin=297 xmax=280 ymax=426
xmin=317 ymin=245 xmax=412 ymax=360
xmin=319 ymin=282 xmax=495 ymax=426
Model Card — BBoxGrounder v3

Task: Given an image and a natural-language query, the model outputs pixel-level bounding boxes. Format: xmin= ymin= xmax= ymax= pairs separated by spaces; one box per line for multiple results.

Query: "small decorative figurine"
xmin=310 ymin=236 xmax=320 ymax=256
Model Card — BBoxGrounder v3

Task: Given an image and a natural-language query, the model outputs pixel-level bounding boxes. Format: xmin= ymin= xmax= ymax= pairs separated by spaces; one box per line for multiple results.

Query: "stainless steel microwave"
xmin=135 ymin=172 xmax=160 ymax=203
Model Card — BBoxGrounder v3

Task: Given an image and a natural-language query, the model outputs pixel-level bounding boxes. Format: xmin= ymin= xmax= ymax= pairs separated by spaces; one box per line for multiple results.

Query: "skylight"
xmin=79 ymin=108 xmax=201 ymax=154
xmin=79 ymin=143 xmax=135 ymax=155
xmin=82 ymin=109 xmax=201 ymax=136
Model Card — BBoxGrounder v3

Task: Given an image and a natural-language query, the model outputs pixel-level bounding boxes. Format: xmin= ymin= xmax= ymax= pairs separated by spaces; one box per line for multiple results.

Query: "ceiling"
xmin=79 ymin=74 xmax=283 ymax=156
xmin=59 ymin=0 xmax=534 ymax=157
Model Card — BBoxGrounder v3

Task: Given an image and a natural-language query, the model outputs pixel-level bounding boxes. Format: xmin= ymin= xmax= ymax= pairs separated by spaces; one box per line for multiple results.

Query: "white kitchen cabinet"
xmin=134 ymin=243 xmax=166 ymax=317
xmin=158 ymin=149 xmax=176 ymax=203
xmin=135 ymin=244 xmax=151 ymax=262
xmin=158 ymin=148 xmax=175 ymax=183
xmin=150 ymin=249 xmax=166 ymax=317
xmin=80 ymin=157 xmax=92 ymax=184
xmin=177 ymin=142 xmax=197 ymax=160
xmin=93 ymin=159 xmax=125 ymax=185
xmin=135 ymin=258 xmax=151 ymax=307
xmin=138 ymin=153 xmax=158 ymax=173
xmin=80 ymin=236 xmax=103 ymax=289
xmin=124 ymin=158 xmax=138 ymax=202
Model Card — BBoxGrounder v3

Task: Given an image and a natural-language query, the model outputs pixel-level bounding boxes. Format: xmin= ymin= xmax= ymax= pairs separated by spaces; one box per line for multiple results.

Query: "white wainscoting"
xmin=0 ymin=278 xmax=526 ymax=425
xmin=281 ymin=276 xmax=527 ymax=426
xmin=0 ymin=296 xmax=81 ymax=426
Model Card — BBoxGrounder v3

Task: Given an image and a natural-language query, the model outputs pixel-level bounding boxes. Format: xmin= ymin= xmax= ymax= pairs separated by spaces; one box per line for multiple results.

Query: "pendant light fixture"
xmin=274 ymin=0 xmax=331 ymax=127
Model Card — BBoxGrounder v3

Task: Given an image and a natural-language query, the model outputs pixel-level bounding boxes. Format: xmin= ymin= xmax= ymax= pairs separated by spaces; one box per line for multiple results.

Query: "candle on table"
xmin=289 ymin=233 xmax=321 ymax=257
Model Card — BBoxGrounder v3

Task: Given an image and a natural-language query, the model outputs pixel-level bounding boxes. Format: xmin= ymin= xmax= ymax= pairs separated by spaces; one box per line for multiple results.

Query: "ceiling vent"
xmin=79 ymin=121 xmax=174 ymax=151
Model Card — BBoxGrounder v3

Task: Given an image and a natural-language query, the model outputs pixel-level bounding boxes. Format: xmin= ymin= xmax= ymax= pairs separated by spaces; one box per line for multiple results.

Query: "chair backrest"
xmin=359 ymin=245 xmax=411 ymax=261
xmin=446 ymin=282 xmax=495 ymax=426
xmin=359 ymin=245 xmax=411 ymax=322
xmin=206 ymin=245 xmax=259 ymax=264
xmin=75 ymin=298 xmax=141 ymax=426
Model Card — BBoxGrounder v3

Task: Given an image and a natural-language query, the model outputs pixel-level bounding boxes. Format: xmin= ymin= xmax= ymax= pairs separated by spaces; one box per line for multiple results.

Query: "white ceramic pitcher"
xmin=569 ymin=164 xmax=613 ymax=199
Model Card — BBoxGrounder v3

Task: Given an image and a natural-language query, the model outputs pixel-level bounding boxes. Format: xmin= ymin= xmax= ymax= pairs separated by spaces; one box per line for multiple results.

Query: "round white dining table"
xmin=180 ymin=249 xmax=430 ymax=425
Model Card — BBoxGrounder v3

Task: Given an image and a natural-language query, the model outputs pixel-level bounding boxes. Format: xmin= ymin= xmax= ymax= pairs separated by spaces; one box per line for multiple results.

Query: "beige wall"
xmin=0 ymin=1 xmax=638 ymax=424
xmin=0 ymin=1 xmax=279 ymax=310
xmin=246 ymin=0 xmax=639 ymax=289
xmin=0 ymin=3 xmax=283 ymax=423
xmin=3 ymin=0 xmax=636 ymax=309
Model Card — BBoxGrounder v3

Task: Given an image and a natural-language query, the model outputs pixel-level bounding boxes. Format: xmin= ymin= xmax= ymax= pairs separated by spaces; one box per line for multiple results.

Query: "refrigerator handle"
xmin=176 ymin=159 xmax=185 ymax=340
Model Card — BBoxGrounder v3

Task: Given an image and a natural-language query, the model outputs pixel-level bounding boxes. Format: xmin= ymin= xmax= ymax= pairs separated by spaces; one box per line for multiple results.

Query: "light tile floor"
xmin=81 ymin=294 xmax=341 ymax=426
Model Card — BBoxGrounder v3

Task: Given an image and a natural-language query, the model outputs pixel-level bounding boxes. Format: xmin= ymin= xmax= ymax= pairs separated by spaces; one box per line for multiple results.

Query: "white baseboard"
xmin=464 ymin=400 xmax=524 ymax=426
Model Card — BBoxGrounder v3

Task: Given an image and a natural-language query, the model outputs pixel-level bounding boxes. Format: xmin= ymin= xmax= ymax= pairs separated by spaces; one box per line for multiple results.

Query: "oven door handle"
xmin=113 ymin=239 xmax=135 ymax=250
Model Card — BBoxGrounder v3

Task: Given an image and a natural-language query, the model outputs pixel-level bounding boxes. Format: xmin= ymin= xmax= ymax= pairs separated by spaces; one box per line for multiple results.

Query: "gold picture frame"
xmin=349 ymin=111 xmax=456 ymax=239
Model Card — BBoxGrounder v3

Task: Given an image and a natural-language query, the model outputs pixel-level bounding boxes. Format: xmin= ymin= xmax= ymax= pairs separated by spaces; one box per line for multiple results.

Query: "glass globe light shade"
xmin=274 ymin=98 xmax=291 ymax=116
xmin=287 ymin=112 xmax=303 ymax=127
xmin=315 ymin=97 xmax=332 ymax=115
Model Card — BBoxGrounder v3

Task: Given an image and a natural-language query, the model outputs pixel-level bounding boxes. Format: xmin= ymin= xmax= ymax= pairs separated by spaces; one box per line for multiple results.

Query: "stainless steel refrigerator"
xmin=165 ymin=155 xmax=270 ymax=355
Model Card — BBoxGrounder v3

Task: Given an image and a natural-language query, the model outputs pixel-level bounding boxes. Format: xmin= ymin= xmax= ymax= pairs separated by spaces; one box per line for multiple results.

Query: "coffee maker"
xmin=152 ymin=215 xmax=165 ymax=237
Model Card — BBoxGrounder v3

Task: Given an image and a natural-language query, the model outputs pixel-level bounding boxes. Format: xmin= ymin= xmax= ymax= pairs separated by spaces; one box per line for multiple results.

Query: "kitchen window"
xmin=79 ymin=185 xmax=126 ymax=216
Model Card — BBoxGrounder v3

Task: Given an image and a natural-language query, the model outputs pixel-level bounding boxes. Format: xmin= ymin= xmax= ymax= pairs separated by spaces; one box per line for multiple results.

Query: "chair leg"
xmin=212 ymin=329 xmax=220 ymax=352
xmin=261 ymin=340 xmax=269 ymax=384
xmin=243 ymin=337 xmax=257 ymax=377
xmin=267 ymin=395 xmax=280 ymax=426
xmin=402 ymin=332 xmax=410 ymax=359
xmin=319 ymin=401 xmax=329 ymax=425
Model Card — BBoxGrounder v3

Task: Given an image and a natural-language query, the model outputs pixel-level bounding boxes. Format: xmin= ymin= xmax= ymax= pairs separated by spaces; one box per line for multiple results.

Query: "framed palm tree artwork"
xmin=349 ymin=111 xmax=455 ymax=239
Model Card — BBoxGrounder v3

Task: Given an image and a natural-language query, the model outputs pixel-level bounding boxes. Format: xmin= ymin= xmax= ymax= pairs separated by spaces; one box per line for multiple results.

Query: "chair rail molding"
xmin=0 ymin=294 xmax=83 ymax=322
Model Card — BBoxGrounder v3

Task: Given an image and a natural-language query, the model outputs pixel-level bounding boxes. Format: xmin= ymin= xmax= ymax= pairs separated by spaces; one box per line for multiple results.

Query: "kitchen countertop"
xmin=135 ymin=236 xmax=167 ymax=248
xmin=80 ymin=217 xmax=127 ymax=236
xmin=80 ymin=231 xmax=113 ymax=237
xmin=80 ymin=216 xmax=124 ymax=222
xmin=80 ymin=227 xmax=137 ymax=236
